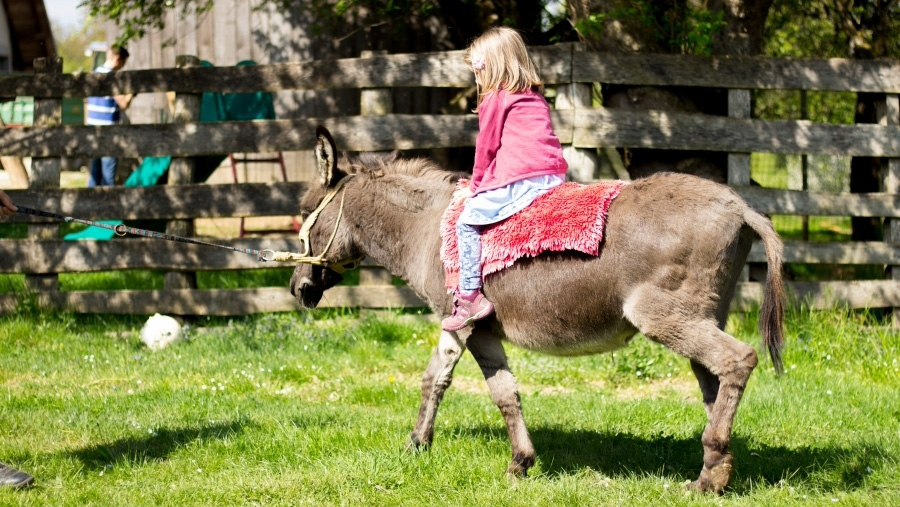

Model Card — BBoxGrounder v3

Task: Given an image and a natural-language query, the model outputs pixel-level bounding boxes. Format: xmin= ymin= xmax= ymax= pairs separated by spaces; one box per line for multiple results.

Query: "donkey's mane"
xmin=347 ymin=153 xmax=462 ymax=185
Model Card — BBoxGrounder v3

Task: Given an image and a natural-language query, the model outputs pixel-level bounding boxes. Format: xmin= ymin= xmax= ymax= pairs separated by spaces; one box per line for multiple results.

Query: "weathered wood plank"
xmin=5 ymin=109 xmax=900 ymax=159
xmin=0 ymin=51 xmax=476 ymax=98
xmin=747 ymin=241 xmax=900 ymax=264
xmin=27 ymin=57 xmax=62 ymax=293
xmin=573 ymin=52 xmax=900 ymax=93
xmin=732 ymin=280 xmax=900 ymax=311
xmin=4 ymin=182 xmax=309 ymax=221
xmin=4 ymin=47 xmax=899 ymax=98
xmin=735 ymin=186 xmax=900 ymax=218
xmin=727 ymin=89 xmax=752 ymax=187
xmin=573 ymin=109 xmax=900 ymax=157
xmin=0 ymin=114 xmax=483 ymax=157
xmin=166 ymin=56 xmax=203 ymax=291
xmin=0 ymin=238 xmax=301 ymax=273
xmin=3 ymin=183 xmax=897 ymax=224
xmin=1 ymin=280 xmax=895 ymax=316
xmin=0 ymin=286 xmax=426 ymax=315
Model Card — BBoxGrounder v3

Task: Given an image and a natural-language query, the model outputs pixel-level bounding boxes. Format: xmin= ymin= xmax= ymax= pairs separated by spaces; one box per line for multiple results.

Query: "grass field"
xmin=1 ymin=305 xmax=897 ymax=506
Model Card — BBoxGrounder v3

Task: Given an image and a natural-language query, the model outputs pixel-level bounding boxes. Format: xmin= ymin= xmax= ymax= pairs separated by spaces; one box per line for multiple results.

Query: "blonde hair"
xmin=465 ymin=27 xmax=543 ymax=108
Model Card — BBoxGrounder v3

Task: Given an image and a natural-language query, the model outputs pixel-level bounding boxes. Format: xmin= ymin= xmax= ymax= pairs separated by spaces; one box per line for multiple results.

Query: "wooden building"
xmin=0 ymin=0 xmax=55 ymax=73
xmin=104 ymin=0 xmax=457 ymax=181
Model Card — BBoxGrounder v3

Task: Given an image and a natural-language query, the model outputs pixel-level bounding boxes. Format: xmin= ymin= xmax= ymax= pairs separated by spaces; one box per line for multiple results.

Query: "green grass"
xmin=1 ymin=307 xmax=897 ymax=505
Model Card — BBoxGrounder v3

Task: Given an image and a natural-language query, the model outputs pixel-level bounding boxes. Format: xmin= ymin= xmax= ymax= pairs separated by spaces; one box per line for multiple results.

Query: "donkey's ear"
xmin=314 ymin=126 xmax=344 ymax=187
xmin=383 ymin=150 xmax=402 ymax=164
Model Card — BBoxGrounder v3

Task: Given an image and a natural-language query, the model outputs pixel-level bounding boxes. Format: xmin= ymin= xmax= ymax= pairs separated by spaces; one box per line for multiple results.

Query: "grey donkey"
xmin=291 ymin=127 xmax=785 ymax=493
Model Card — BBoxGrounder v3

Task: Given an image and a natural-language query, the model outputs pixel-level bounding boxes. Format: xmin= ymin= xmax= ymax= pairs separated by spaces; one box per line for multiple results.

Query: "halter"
xmin=261 ymin=174 xmax=362 ymax=273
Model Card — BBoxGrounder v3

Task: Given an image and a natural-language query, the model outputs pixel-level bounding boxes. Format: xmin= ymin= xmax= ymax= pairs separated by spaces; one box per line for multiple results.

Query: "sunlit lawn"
xmin=1 ymin=306 xmax=897 ymax=506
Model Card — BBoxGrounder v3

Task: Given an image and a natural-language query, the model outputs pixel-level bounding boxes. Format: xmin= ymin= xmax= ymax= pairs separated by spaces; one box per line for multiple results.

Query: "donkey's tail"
xmin=743 ymin=207 xmax=786 ymax=374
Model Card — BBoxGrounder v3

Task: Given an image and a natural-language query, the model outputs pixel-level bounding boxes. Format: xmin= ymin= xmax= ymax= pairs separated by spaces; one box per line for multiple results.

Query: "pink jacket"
xmin=470 ymin=88 xmax=568 ymax=194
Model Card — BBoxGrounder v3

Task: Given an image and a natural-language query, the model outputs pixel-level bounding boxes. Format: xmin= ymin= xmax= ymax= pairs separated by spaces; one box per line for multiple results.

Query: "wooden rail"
xmin=3 ymin=111 xmax=900 ymax=158
xmin=3 ymin=46 xmax=900 ymax=97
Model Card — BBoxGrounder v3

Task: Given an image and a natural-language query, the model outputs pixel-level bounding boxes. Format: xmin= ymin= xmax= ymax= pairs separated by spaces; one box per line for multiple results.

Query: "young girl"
xmin=442 ymin=27 xmax=569 ymax=332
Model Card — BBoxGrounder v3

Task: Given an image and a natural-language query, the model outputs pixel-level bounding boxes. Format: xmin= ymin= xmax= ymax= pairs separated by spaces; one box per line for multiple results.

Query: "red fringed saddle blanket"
xmin=440 ymin=179 xmax=629 ymax=291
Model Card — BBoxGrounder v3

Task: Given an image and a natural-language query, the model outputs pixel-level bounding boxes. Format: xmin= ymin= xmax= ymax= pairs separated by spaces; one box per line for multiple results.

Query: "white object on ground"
xmin=140 ymin=313 xmax=183 ymax=350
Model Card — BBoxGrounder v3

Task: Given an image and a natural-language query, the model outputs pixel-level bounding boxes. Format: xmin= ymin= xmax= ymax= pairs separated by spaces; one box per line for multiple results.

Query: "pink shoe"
xmin=441 ymin=289 xmax=495 ymax=331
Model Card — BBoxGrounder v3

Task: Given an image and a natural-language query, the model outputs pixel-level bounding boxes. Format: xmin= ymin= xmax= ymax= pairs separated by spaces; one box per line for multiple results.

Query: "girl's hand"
xmin=453 ymin=187 xmax=473 ymax=199
xmin=0 ymin=190 xmax=17 ymax=217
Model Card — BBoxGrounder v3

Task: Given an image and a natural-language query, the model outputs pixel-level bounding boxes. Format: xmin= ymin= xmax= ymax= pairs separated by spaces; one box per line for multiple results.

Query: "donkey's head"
xmin=290 ymin=126 xmax=363 ymax=308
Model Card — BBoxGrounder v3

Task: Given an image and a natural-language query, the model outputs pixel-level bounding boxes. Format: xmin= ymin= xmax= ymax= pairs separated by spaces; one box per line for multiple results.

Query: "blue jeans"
xmin=88 ymin=157 xmax=117 ymax=187
xmin=457 ymin=221 xmax=483 ymax=292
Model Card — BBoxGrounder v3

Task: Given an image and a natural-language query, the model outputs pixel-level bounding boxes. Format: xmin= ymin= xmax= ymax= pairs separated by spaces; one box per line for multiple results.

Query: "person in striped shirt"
xmin=86 ymin=46 xmax=133 ymax=187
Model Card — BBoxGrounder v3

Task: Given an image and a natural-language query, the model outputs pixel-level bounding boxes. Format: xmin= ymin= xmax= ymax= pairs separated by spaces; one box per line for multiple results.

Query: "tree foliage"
xmin=52 ymin=15 xmax=108 ymax=73
xmin=569 ymin=1 xmax=728 ymax=55
xmin=82 ymin=0 xmax=214 ymax=45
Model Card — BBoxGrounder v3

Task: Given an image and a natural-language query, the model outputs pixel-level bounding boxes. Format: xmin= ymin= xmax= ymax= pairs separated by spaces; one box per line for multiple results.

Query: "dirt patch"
xmin=414 ymin=374 xmax=697 ymax=402
xmin=610 ymin=377 xmax=697 ymax=401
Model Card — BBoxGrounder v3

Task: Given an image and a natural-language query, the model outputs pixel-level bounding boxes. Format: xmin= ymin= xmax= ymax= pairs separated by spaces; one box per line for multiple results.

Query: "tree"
xmin=52 ymin=16 xmax=108 ymax=73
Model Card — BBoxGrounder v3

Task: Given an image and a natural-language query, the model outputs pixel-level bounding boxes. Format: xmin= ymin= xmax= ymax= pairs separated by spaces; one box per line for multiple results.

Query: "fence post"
xmin=27 ymin=57 xmax=63 ymax=293
xmin=880 ymin=93 xmax=899 ymax=326
xmin=358 ymin=50 xmax=395 ymax=290
xmin=727 ymin=89 xmax=752 ymax=283
xmin=165 ymin=55 xmax=202 ymax=290
xmin=557 ymin=81 xmax=600 ymax=182
xmin=727 ymin=90 xmax=752 ymax=186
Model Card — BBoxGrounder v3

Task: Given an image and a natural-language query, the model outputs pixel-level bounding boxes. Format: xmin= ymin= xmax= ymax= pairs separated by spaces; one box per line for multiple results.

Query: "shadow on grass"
xmin=66 ymin=419 xmax=251 ymax=470
xmin=454 ymin=425 xmax=893 ymax=493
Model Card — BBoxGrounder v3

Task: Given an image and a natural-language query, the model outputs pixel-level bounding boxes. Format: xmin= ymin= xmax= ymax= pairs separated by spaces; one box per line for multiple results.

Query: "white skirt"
xmin=459 ymin=174 xmax=564 ymax=226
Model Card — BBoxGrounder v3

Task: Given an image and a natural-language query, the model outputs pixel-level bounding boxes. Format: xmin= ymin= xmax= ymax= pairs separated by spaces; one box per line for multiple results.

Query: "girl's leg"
xmin=442 ymin=220 xmax=494 ymax=331
xmin=457 ymin=221 xmax=483 ymax=293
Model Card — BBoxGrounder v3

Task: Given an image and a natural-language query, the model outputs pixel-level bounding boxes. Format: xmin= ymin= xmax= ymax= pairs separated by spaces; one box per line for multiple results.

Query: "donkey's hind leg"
xmin=628 ymin=297 xmax=757 ymax=493
xmin=467 ymin=327 xmax=536 ymax=477
xmin=408 ymin=330 xmax=466 ymax=450
xmin=690 ymin=360 xmax=720 ymax=418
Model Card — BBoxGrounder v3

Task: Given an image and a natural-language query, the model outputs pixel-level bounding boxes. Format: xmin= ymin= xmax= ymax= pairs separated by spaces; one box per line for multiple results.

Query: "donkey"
xmin=290 ymin=126 xmax=785 ymax=493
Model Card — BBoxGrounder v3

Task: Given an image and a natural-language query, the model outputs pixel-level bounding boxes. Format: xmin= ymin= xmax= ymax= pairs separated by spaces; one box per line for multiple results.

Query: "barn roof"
xmin=1 ymin=0 xmax=56 ymax=72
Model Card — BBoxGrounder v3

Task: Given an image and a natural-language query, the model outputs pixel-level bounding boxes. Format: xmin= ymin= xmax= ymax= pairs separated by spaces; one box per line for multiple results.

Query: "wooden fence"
xmin=1 ymin=44 xmax=898 ymax=318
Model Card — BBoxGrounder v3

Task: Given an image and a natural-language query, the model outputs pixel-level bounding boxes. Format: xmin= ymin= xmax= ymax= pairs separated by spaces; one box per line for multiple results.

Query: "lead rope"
xmin=14 ymin=175 xmax=358 ymax=271
xmin=16 ymin=206 xmax=272 ymax=260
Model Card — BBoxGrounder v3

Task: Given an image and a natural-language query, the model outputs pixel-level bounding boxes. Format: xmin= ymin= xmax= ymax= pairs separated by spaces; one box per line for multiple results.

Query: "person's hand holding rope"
xmin=0 ymin=190 xmax=17 ymax=218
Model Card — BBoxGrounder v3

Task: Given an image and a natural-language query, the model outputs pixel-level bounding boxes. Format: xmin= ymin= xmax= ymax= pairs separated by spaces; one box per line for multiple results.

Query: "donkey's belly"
xmin=500 ymin=320 xmax=638 ymax=357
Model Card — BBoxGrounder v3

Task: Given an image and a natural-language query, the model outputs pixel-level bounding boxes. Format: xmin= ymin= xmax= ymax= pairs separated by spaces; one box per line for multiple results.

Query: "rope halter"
xmin=261 ymin=174 xmax=361 ymax=273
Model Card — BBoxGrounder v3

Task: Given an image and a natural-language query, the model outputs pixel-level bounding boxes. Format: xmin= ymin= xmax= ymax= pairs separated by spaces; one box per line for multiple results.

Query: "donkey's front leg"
xmin=408 ymin=330 xmax=466 ymax=450
xmin=467 ymin=328 xmax=536 ymax=477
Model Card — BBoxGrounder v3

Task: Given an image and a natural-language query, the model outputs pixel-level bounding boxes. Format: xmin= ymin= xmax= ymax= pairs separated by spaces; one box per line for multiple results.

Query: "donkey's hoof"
xmin=505 ymin=452 xmax=535 ymax=477
xmin=686 ymin=454 xmax=733 ymax=494
xmin=685 ymin=478 xmax=715 ymax=493
xmin=405 ymin=434 xmax=430 ymax=452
